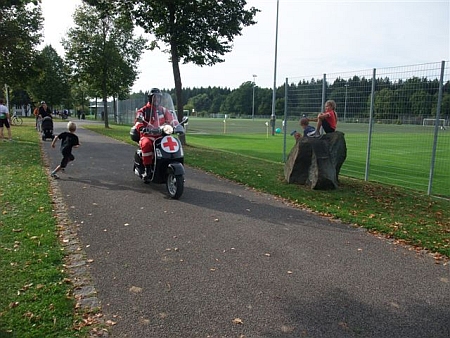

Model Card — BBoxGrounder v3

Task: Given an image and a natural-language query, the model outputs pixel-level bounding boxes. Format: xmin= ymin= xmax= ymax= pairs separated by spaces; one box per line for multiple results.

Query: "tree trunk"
xmin=113 ymin=94 xmax=117 ymax=123
xmin=102 ymin=16 xmax=109 ymax=129
xmin=171 ymin=39 xmax=186 ymax=145
xmin=103 ymin=82 xmax=109 ymax=128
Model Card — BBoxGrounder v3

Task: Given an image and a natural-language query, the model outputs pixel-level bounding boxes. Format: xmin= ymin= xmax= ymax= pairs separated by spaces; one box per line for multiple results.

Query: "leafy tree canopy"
xmin=120 ymin=0 xmax=259 ymax=66
xmin=27 ymin=45 xmax=71 ymax=107
xmin=0 ymin=0 xmax=42 ymax=87
xmin=0 ymin=0 xmax=39 ymax=9
xmin=83 ymin=0 xmax=259 ymax=133
xmin=64 ymin=1 xmax=146 ymax=126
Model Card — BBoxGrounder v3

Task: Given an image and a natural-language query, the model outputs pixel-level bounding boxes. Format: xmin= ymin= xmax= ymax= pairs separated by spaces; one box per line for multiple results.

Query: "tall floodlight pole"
xmin=252 ymin=74 xmax=257 ymax=120
xmin=344 ymin=84 xmax=349 ymax=122
xmin=271 ymin=0 xmax=279 ymax=135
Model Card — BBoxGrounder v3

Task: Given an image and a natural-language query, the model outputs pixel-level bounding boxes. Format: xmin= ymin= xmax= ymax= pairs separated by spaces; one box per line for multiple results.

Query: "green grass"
xmin=83 ymin=120 xmax=450 ymax=259
xmin=0 ymin=120 xmax=93 ymax=337
xmin=341 ymin=124 xmax=450 ymax=195
xmin=184 ymin=118 xmax=450 ymax=196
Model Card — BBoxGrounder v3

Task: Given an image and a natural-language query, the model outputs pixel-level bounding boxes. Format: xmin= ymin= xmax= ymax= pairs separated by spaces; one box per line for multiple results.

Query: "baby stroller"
xmin=41 ymin=116 xmax=54 ymax=141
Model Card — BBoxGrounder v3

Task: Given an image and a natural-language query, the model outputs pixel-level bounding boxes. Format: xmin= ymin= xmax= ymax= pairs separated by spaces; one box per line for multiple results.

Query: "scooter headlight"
xmin=162 ymin=124 xmax=173 ymax=134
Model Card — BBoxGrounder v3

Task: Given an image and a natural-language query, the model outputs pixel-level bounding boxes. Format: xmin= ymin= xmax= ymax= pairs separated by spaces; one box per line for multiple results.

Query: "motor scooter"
xmin=130 ymin=92 xmax=188 ymax=199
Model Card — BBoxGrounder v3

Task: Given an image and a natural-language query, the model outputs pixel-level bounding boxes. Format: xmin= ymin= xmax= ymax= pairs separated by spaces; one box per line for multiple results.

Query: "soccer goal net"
xmin=422 ymin=118 xmax=446 ymax=127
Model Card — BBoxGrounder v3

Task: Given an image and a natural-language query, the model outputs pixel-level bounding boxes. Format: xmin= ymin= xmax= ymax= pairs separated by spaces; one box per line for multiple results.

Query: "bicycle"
xmin=11 ymin=112 xmax=23 ymax=126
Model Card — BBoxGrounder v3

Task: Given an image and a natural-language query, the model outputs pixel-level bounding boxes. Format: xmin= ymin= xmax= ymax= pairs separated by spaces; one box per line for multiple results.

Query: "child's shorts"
xmin=61 ymin=153 xmax=75 ymax=168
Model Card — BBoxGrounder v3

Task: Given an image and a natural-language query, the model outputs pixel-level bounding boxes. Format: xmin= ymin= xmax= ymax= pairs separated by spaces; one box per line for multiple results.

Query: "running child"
xmin=50 ymin=121 xmax=80 ymax=179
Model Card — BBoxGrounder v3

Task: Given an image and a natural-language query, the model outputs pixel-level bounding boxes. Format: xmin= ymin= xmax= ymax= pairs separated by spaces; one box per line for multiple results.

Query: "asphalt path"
xmin=42 ymin=120 xmax=450 ymax=338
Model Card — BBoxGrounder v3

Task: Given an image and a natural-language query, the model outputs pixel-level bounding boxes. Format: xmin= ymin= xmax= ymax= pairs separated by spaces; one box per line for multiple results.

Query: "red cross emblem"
xmin=162 ymin=136 xmax=179 ymax=153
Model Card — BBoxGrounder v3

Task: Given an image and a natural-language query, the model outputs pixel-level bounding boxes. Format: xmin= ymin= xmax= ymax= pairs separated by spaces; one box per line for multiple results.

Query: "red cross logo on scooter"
xmin=162 ymin=136 xmax=179 ymax=153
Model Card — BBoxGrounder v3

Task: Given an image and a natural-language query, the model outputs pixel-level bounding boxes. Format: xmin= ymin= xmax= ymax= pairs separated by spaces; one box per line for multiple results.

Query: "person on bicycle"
xmin=0 ymin=98 xmax=12 ymax=141
xmin=133 ymin=88 xmax=177 ymax=180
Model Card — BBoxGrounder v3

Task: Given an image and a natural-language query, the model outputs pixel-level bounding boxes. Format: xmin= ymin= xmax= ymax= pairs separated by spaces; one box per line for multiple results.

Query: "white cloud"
xmin=40 ymin=0 xmax=450 ymax=91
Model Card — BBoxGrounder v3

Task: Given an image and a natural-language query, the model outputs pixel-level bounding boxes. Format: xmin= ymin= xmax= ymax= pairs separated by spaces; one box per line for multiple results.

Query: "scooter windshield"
xmin=150 ymin=92 xmax=179 ymax=128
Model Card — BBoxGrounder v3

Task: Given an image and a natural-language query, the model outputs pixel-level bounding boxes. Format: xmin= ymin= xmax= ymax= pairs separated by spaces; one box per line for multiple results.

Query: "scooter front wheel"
xmin=166 ymin=173 xmax=184 ymax=199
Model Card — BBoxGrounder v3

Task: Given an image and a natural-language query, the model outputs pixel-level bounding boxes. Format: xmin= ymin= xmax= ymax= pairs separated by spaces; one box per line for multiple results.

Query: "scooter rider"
xmin=133 ymin=88 xmax=177 ymax=180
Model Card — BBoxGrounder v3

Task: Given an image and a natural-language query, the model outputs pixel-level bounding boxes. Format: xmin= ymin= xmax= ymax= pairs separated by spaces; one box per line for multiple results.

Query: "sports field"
xmin=184 ymin=118 xmax=450 ymax=197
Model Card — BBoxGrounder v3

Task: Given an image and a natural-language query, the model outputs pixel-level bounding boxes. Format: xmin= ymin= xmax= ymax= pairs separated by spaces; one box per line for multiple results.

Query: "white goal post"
xmin=422 ymin=118 xmax=446 ymax=127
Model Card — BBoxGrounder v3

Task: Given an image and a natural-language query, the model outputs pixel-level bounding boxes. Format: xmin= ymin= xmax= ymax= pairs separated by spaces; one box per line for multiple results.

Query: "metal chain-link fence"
xmin=117 ymin=96 xmax=147 ymax=125
xmin=285 ymin=61 xmax=450 ymax=197
xmin=115 ymin=62 xmax=449 ymax=197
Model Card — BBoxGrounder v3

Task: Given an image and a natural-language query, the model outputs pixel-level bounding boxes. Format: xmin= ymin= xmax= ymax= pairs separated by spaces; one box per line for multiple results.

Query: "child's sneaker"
xmin=51 ymin=172 xmax=60 ymax=179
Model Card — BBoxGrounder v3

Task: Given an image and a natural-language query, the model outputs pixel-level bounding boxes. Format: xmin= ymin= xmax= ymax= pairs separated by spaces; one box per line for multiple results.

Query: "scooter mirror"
xmin=173 ymin=124 xmax=185 ymax=134
xmin=180 ymin=116 xmax=189 ymax=126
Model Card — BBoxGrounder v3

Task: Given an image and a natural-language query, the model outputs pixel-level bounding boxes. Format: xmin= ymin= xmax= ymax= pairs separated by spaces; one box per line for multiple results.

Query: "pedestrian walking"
xmin=0 ymin=98 xmax=12 ymax=141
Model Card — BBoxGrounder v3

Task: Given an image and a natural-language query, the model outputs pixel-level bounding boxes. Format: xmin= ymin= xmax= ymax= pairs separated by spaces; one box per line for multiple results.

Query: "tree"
xmin=410 ymin=90 xmax=433 ymax=117
xmin=63 ymin=1 xmax=146 ymax=127
xmin=220 ymin=90 xmax=239 ymax=116
xmin=431 ymin=91 xmax=450 ymax=119
xmin=374 ymin=88 xmax=395 ymax=120
xmin=70 ymin=79 xmax=90 ymax=115
xmin=209 ymin=94 xmax=226 ymax=115
xmin=219 ymin=82 xmax=250 ymax=116
xmin=27 ymin=46 xmax=71 ymax=108
xmin=442 ymin=92 xmax=450 ymax=119
xmin=188 ymin=93 xmax=211 ymax=115
xmin=257 ymin=87 xmax=273 ymax=116
xmin=122 ymin=0 xmax=259 ymax=123
xmin=0 ymin=0 xmax=42 ymax=88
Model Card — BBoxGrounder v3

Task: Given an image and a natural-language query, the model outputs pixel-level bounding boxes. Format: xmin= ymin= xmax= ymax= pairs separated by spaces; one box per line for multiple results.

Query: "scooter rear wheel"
xmin=166 ymin=173 xmax=184 ymax=199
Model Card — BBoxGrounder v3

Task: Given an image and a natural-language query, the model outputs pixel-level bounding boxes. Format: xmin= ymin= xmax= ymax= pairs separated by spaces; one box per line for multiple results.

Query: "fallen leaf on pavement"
xmin=232 ymin=318 xmax=243 ymax=325
xmin=129 ymin=286 xmax=142 ymax=293
xmin=281 ymin=325 xmax=295 ymax=333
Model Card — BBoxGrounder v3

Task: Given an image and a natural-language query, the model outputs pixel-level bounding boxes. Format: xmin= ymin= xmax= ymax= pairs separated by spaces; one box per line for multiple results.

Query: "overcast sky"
xmin=40 ymin=0 xmax=449 ymax=92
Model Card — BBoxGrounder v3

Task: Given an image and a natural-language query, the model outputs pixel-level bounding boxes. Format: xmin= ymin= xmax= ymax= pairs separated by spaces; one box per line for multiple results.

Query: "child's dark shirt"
xmin=57 ymin=132 xmax=79 ymax=155
xmin=303 ymin=125 xmax=315 ymax=137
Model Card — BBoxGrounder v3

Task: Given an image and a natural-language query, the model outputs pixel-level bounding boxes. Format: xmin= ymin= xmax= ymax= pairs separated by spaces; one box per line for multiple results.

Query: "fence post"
xmin=427 ymin=60 xmax=446 ymax=195
xmin=365 ymin=68 xmax=376 ymax=181
xmin=283 ymin=78 xmax=288 ymax=162
xmin=270 ymin=0 xmax=280 ymax=136
xmin=321 ymin=74 xmax=326 ymax=111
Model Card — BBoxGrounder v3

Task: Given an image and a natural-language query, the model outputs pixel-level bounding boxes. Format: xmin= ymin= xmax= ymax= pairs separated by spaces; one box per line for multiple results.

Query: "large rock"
xmin=284 ymin=131 xmax=347 ymax=190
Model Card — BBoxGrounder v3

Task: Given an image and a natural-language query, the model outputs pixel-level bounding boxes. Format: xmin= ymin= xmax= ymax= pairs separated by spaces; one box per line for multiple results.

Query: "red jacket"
xmin=134 ymin=103 xmax=177 ymax=138
xmin=136 ymin=103 xmax=174 ymax=125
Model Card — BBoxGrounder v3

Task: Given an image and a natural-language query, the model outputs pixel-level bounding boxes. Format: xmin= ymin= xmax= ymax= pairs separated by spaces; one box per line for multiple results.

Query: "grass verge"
xmin=0 ymin=122 xmax=98 ymax=337
xmin=84 ymin=123 xmax=450 ymax=260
